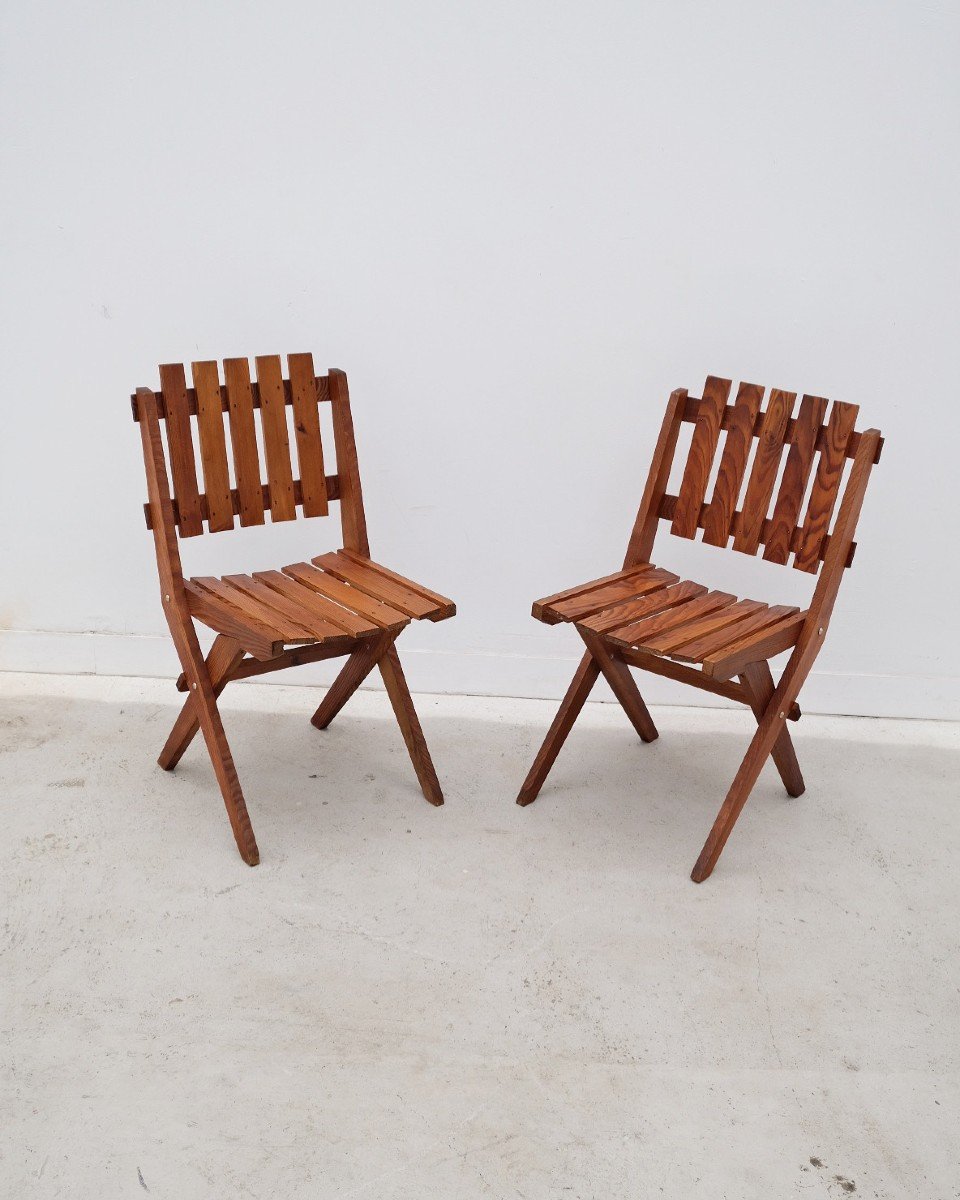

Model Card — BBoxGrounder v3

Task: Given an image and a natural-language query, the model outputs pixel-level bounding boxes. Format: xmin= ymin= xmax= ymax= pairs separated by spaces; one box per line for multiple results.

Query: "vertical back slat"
xmin=671 ymin=376 xmax=731 ymax=538
xmin=732 ymin=389 xmax=795 ymax=555
xmin=191 ymin=360 xmax=234 ymax=532
xmin=287 ymin=352 xmax=328 ymax=517
xmin=222 ymin=358 xmax=265 ymax=527
xmin=702 ymin=381 xmax=764 ymax=547
xmin=254 ymin=355 xmax=297 ymax=522
xmin=794 ymin=400 xmax=859 ymax=573
xmin=158 ymin=362 xmax=203 ymax=537
xmin=762 ymin=394 xmax=828 ymax=565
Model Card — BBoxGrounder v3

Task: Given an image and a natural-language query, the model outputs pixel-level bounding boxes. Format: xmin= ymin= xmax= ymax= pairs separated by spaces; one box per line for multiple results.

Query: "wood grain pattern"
xmin=221 ymin=574 xmax=351 ymax=642
xmin=310 ymin=632 xmax=394 ymax=729
xmin=579 ymin=628 xmax=658 ymax=742
xmin=329 ymin=368 xmax=370 ymax=555
xmin=191 ymin=361 xmax=234 ymax=532
xmin=136 ymin=387 xmax=259 ymax=864
xmin=623 ymin=389 xmax=688 ymax=565
xmin=732 ymin=389 xmax=795 ymax=555
xmin=133 ymin=357 xmax=457 ymax=865
xmin=222 ymin=358 xmax=265 ymax=527
xmin=378 ymin=644 xmax=444 ymax=805
xmin=288 ymin=352 xmax=328 ymax=517
xmin=253 ymin=569 xmax=378 ymax=638
xmin=701 ymin=611 xmax=808 ymax=681
xmin=671 ymin=376 xmax=731 ymax=539
xmin=577 ymin=580 xmax=707 ymax=635
xmin=313 ymin=551 xmax=454 ymax=621
xmin=282 ymin=562 xmax=409 ymax=629
xmin=158 ymin=362 xmax=203 ymax=536
xmin=517 ymin=373 xmax=883 ymax=882
xmin=533 ymin=565 xmax=657 ymax=623
xmin=671 ymin=603 xmax=799 ymax=664
xmin=608 ymin=590 xmax=737 ymax=648
xmin=339 ymin=550 xmax=457 ymax=618
xmin=762 ymin=394 xmax=828 ymax=565
xmin=254 ymin=355 xmax=296 ymax=522
xmin=702 ymin=382 xmax=764 ymax=547
xmin=794 ymin=400 xmax=859 ymax=573
xmin=643 ymin=599 xmax=765 ymax=655
xmin=739 ymin=659 xmax=805 ymax=797
xmin=548 ymin=568 xmax=678 ymax=623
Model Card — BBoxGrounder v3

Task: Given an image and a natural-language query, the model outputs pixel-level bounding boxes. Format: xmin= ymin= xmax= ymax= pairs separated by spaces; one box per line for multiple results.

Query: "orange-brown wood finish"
xmin=519 ymin=375 xmax=882 ymax=882
xmin=133 ymin=356 xmax=456 ymax=864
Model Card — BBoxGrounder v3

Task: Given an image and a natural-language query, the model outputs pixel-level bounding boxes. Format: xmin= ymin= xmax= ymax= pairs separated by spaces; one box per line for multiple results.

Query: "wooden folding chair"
xmin=518 ymin=376 xmax=883 ymax=881
xmin=132 ymin=355 xmax=455 ymax=865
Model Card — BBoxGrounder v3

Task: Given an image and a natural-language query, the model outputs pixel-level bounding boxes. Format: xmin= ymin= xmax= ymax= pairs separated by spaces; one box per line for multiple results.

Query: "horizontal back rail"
xmin=130 ymin=374 xmax=330 ymax=421
xmin=143 ymin=475 xmax=342 ymax=531
xmin=679 ymin=394 xmax=883 ymax=463
xmin=657 ymin=494 xmax=857 ymax=567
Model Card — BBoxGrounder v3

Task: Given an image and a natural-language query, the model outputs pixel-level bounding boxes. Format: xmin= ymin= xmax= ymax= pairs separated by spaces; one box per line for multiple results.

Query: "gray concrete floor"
xmin=1 ymin=672 xmax=958 ymax=1199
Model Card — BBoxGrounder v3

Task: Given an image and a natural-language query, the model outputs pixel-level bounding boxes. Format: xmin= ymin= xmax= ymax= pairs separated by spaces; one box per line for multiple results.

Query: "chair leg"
xmin=159 ymin=635 xmax=245 ymax=770
xmin=691 ymin=693 xmax=796 ymax=884
xmin=579 ymin=628 xmax=658 ymax=743
xmin=378 ymin=644 xmax=444 ymax=806
xmin=168 ymin=619 xmax=260 ymax=866
xmin=739 ymin=660 xmax=805 ymax=797
xmin=517 ymin=651 xmax=601 ymax=806
xmin=310 ymin=634 xmax=390 ymax=730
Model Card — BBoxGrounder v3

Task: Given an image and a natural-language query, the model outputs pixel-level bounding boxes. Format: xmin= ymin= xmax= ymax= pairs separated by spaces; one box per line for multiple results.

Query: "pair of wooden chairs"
xmin=134 ymin=360 xmax=881 ymax=881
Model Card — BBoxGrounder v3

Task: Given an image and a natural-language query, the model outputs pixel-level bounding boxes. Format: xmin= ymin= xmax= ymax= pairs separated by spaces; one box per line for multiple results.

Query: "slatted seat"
xmin=132 ymin=354 xmax=456 ymax=865
xmin=534 ymin=564 xmax=807 ymax=680
xmin=518 ymin=375 xmax=883 ymax=882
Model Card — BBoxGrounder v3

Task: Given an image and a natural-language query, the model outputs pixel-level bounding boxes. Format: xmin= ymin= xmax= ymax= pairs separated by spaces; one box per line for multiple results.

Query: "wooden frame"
xmin=133 ymin=356 xmax=455 ymax=865
xmin=518 ymin=376 xmax=882 ymax=882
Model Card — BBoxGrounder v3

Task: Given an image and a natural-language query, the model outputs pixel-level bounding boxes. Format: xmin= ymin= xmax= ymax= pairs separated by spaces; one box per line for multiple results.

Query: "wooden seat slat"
xmin=548 ymin=568 xmax=678 ymax=623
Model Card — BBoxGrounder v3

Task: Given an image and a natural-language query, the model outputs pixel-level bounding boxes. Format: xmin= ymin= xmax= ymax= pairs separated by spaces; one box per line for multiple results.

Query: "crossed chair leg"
xmin=158 ymin=627 xmax=443 ymax=866
xmin=517 ymin=632 xmax=807 ymax=882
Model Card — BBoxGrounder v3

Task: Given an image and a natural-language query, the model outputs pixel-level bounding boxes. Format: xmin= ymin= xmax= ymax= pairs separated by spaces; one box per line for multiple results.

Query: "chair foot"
xmin=310 ymin=634 xmax=390 ymax=730
xmin=190 ymin=673 xmax=260 ymax=865
xmin=378 ymin=645 xmax=444 ymax=806
xmin=579 ymin=629 xmax=658 ymax=743
xmin=691 ymin=686 xmax=800 ymax=882
xmin=739 ymin=661 xmax=805 ymax=797
xmin=516 ymin=652 xmax=601 ymax=805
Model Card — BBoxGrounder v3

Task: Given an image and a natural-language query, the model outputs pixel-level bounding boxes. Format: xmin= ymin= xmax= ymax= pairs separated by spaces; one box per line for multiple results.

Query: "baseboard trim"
xmin=0 ymin=629 xmax=956 ymax=720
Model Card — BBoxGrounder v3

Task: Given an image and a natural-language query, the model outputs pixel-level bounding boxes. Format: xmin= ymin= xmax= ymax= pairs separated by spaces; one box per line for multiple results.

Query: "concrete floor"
xmin=1 ymin=672 xmax=958 ymax=1199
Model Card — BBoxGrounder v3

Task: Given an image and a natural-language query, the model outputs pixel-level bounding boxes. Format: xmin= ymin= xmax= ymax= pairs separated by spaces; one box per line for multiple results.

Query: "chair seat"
xmin=185 ymin=549 xmax=456 ymax=661
xmin=532 ymin=563 xmax=808 ymax=680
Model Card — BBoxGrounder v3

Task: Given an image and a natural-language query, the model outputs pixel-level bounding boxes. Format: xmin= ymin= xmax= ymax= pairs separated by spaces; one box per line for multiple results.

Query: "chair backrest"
xmin=655 ymin=376 xmax=883 ymax=574
xmin=131 ymin=354 xmax=368 ymax=553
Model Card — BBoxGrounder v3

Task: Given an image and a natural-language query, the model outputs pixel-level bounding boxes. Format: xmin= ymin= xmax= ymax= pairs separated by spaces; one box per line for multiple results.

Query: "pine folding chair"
xmin=132 ymin=355 xmax=455 ymax=865
xmin=518 ymin=376 xmax=883 ymax=881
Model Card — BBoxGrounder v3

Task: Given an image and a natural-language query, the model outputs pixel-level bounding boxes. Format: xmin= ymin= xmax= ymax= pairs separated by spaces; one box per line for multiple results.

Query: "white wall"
xmin=1 ymin=0 xmax=958 ymax=718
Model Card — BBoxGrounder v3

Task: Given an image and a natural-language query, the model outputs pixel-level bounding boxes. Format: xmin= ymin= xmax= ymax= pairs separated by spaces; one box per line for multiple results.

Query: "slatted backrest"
xmin=657 ymin=376 xmax=882 ymax=573
xmin=132 ymin=355 xmax=365 ymax=545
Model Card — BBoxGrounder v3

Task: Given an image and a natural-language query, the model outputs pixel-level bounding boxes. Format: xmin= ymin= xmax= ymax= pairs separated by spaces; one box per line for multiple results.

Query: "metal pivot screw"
xmin=818 ymin=627 xmax=824 ymax=636
xmin=164 ymin=594 xmax=170 ymax=603
xmin=779 ymin=712 xmax=785 ymax=719
xmin=192 ymin=682 xmax=197 ymax=690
